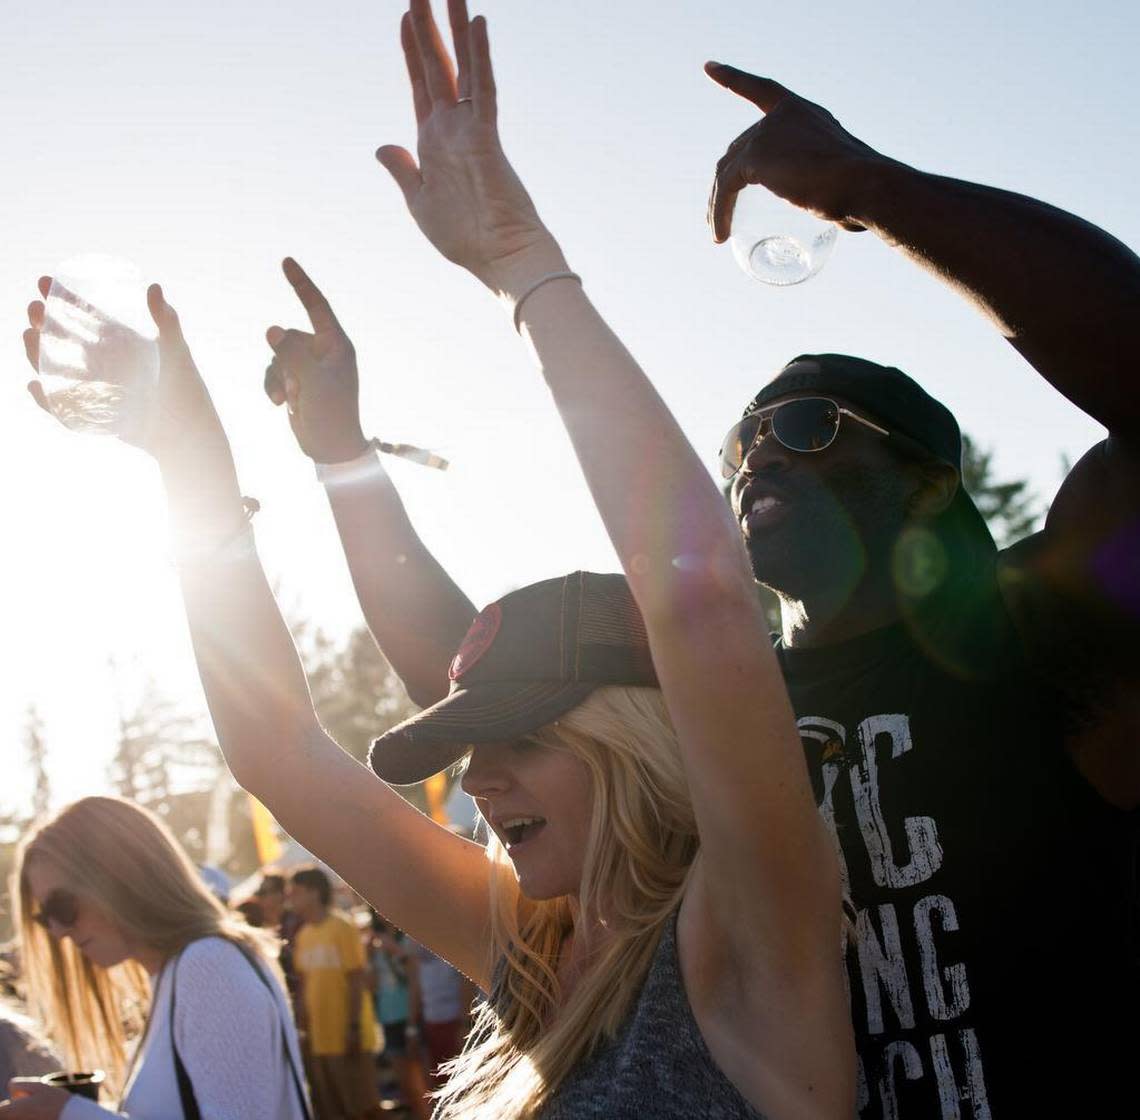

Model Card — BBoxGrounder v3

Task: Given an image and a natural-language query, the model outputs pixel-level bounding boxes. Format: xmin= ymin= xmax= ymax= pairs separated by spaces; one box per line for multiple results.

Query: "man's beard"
xmin=743 ymin=466 xmax=909 ymax=605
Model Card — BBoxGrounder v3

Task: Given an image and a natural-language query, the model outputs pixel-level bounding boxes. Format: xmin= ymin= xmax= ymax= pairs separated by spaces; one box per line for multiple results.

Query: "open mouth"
xmin=742 ymin=494 xmax=790 ymax=535
xmin=500 ymin=816 xmax=547 ymax=849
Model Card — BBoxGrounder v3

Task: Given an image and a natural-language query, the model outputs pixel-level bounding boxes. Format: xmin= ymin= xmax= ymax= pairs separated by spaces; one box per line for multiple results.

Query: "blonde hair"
xmin=12 ymin=796 xmax=278 ymax=1096
xmin=435 ymin=686 xmax=700 ymax=1120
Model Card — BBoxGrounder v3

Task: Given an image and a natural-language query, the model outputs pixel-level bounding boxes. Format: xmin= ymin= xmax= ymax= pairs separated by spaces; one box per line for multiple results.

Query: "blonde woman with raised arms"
xmin=18 ymin=2 xmax=854 ymax=1117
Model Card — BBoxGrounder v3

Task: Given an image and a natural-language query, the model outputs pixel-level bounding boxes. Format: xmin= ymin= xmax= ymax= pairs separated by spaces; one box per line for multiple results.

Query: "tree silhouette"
xmin=108 ymin=675 xmax=218 ymax=810
xmin=290 ymin=617 xmax=430 ymax=812
xmin=960 ymin=433 xmax=1044 ymax=549
xmin=23 ymin=706 xmax=51 ymax=822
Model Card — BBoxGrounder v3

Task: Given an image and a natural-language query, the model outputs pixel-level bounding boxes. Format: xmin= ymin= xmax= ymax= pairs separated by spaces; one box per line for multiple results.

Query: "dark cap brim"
xmin=368 ymin=680 xmax=597 ymax=786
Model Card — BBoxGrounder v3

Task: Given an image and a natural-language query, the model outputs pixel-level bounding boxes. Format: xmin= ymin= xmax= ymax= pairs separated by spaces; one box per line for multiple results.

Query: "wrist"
xmin=844 ymin=155 xmax=917 ymax=229
xmin=479 ymin=234 xmax=568 ymax=300
xmin=310 ymin=429 xmax=370 ymax=467
xmin=161 ymin=457 xmax=246 ymax=535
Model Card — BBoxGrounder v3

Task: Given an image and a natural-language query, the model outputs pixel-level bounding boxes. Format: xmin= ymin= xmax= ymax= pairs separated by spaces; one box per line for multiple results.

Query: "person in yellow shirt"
xmin=290 ymin=866 xmax=383 ymax=1120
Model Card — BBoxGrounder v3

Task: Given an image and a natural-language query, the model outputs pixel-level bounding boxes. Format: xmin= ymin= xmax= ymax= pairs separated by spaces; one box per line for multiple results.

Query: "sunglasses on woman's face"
xmin=719 ymin=396 xmax=891 ymax=480
xmin=32 ymin=888 xmax=81 ymax=931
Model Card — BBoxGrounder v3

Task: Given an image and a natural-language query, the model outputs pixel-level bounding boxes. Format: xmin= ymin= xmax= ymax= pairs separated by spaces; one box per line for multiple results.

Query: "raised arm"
xmin=706 ymin=68 xmax=1140 ymax=811
xmin=378 ymin=3 xmax=852 ymax=1112
xmin=21 ymin=281 xmax=493 ymax=988
xmin=263 ymin=257 xmax=475 ymax=708
xmin=705 ymin=66 xmax=1140 ymax=442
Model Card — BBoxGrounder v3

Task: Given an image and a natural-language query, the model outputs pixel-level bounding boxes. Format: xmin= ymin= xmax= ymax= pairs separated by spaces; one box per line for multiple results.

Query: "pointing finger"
xmin=282 ymin=258 xmax=341 ymax=336
xmin=704 ymin=63 xmax=791 ymax=115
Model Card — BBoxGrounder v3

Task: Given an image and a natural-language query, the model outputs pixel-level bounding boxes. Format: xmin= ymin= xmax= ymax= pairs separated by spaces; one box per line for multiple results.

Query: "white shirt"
xmin=62 ymin=937 xmax=309 ymax=1120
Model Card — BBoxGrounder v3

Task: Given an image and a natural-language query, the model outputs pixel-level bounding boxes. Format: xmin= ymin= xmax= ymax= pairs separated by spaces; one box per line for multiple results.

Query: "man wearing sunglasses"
xmin=260 ymin=69 xmax=1137 ymax=1120
xmin=702 ymin=66 xmax=1140 ymax=1120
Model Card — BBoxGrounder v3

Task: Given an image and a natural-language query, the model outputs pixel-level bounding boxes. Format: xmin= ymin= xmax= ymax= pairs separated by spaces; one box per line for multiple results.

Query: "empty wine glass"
xmin=729 ymin=187 xmax=838 ymax=285
xmin=37 ymin=254 xmax=159 ymax=444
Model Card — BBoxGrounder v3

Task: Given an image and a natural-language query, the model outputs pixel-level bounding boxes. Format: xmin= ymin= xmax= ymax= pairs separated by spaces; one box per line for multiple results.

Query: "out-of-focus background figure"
xmin=6 ymin=797 xmax=310 ymax=1118
xmin=289 ymin=866 xmax=384 ymax=1120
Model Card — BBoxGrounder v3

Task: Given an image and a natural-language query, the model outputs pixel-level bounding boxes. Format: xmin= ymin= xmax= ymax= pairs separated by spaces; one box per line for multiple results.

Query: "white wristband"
xmin=316 ymin=439 xmax=449 ymax=485
xmin=314 ymin=444 xmax=384 ymax=486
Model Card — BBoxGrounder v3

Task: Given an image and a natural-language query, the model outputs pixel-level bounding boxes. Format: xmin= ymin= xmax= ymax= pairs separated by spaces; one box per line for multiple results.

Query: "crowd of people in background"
xmin=1 ymin=811 xmax=477 ymax=1119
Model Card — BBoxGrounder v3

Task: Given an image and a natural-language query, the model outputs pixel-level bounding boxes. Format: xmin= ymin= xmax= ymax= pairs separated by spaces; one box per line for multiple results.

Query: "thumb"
xmin=266 ymin=325 xmax=287 ymax=351
xmin=375 ymin=145 xmax=423 ymax=206
xmin=147 ymin=284 xmax=186 ymax=352
xmin=704 ymin=63 xmax=790 ymax=114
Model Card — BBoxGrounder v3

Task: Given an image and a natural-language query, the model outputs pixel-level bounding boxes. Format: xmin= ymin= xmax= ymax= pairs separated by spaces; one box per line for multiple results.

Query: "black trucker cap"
xmin=745 ymin=354 xmax=995 ymax=548
xmin=369 ymin=572 xmax=658 ymax=786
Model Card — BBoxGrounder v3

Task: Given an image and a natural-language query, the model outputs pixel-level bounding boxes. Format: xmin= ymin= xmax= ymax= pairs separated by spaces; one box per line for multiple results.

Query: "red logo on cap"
xmin=449 ymin=603 xmax=503 ymax=681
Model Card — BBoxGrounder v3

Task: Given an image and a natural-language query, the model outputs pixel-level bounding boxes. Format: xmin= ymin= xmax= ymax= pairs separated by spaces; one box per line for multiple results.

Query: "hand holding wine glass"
xmin=705 ymin=65 xmax=899 ymax=284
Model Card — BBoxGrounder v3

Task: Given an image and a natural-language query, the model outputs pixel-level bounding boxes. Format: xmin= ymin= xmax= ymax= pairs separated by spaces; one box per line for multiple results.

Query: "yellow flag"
xmin=249 ymin=794 xmax=283 ymax=865
xmin=424 ymin=772 xmax=450 ymax=826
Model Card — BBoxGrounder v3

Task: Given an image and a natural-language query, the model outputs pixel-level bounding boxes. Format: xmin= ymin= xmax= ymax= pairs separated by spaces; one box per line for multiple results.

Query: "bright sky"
xmin=1 ymin=0 xmax=1135 ymax=812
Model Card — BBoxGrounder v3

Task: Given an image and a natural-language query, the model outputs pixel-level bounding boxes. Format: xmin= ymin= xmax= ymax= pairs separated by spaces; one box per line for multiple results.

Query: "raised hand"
xmin=264 ymin=258 xmax=368 ymax=465
xmin=23 ymin=277 xmax=230 ymax=467
xmin=376 ymin=0 xmax=553 ymax=289
xmin=705 ymin=64 xmax=893 ymax=243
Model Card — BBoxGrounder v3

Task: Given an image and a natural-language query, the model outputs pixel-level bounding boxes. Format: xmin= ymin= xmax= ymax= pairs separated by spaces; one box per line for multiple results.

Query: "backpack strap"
xmin=168 ymin=940 xmax=313 ymax=1120
xmin=233 ymin=942 xmax=314 ymax=1120
xmin=168 ymin=952 xmax=202 ymax=1120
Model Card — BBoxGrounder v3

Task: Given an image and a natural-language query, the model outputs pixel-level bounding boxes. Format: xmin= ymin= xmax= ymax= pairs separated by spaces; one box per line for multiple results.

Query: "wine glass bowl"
xmin=728 ymin=188 xmax=838 ymax=285
xmin=37 ymin=254 xmax=159 ymax=443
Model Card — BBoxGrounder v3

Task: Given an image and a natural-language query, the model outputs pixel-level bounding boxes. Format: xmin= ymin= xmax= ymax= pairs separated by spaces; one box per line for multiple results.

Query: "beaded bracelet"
xmin=173 ymin=497 xmax=260 ymax=568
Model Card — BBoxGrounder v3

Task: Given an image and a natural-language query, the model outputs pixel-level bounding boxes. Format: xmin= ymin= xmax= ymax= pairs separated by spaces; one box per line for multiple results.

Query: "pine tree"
xmin=24 ymin=705 xmax=51 ymax=821
xmin=291 ymin=616 xmax=428 ymax=811
xmin=960 ymin=433 xmax=1044 ymax=548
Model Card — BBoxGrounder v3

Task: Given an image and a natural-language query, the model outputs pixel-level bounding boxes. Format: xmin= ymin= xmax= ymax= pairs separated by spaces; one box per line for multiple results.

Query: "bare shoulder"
xmin=997 ymin=435 xmax=1140 ymax=807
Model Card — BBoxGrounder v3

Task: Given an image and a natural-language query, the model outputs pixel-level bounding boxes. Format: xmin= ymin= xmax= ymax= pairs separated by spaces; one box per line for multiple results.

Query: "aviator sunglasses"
xmin=32 ymin=888 xmax=81 ymax=931
xmin=719 ymin=396 xmax=890 ymax=479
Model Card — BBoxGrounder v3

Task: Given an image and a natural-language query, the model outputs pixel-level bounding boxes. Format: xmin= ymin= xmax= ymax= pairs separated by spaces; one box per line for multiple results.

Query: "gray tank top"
xmin=535 ymin=914 xmax=766 ymax=1119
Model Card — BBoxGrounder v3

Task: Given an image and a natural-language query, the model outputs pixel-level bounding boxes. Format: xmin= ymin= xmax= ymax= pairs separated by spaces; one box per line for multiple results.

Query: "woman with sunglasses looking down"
xmin=5 ymin=798 xmax=311 ymax=1120
xmin=18 ymin=2 xmax=854 ymax=1117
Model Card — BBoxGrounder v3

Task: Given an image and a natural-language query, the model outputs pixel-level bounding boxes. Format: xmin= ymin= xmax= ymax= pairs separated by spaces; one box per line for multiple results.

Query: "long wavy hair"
xmin=12 ymin=796 xmax=278 ymax=1096
xmin=435 ymin=685 xmax=700 ymax=1120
